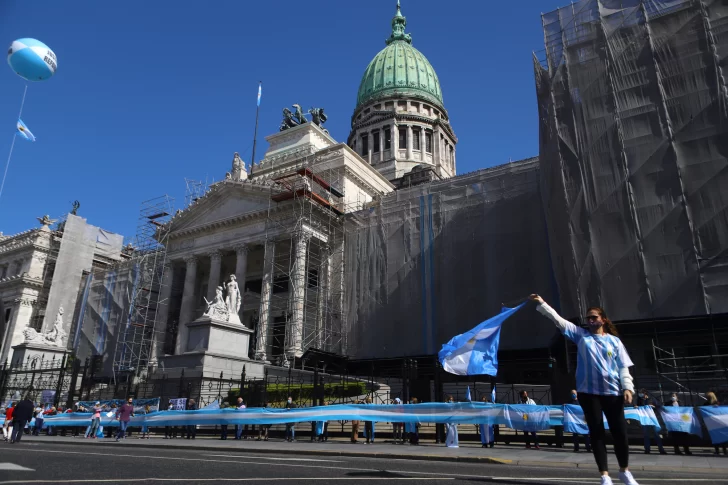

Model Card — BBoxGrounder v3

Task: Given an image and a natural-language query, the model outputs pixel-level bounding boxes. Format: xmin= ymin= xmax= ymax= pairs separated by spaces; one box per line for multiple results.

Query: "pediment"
xmin=167 ymin=181 xmax=273 ymax=234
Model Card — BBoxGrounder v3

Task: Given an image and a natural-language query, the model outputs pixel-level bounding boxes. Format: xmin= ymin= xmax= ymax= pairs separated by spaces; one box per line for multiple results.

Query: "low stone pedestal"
xmin=11 ymin=342 xmax=69 ymax=367
xmin=158 ymin=317 xmax=265 ymax=378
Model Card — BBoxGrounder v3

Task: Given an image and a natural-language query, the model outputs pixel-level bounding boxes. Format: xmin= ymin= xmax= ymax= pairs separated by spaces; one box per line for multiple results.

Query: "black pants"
xmin=11 ymin=420 xmax=26 ymax=442
xmin=578 ymin=393 xmax=629 ymax=472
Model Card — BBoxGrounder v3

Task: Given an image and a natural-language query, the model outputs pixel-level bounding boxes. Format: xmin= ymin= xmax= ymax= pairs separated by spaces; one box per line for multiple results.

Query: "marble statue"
xmin=203 ymin=286 xmax=229 ymax=321
xmin=37 ymin=215 xmax=56 ymax=227
xmin=230 ymin=152 xmax=247 ymax=181
xmin=23 ymin=307 xmax=67 ymax=347
xmin=225 ymin=275 xmax=242 ymax=324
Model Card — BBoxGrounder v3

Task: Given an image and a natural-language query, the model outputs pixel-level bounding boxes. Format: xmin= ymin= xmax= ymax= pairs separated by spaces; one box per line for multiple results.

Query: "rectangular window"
xmin=399 ymin=127 xmax=407 ymax=149
xmin=361 ymin=134 xmax=369 ymax=155
xmin=373 ymin=132 xmax=380 ymax=153
xmin=413 ymin=130 xmax=421 ymax=151
xmin=384 ymin=128 xmax=391 ymax=149
xmin=425 ymin=132 xmax=432 ymax=153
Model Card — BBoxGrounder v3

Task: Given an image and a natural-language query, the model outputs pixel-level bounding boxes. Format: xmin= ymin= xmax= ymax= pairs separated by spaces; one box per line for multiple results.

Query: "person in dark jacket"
xmin=285 ymin=397 xmax=296 ymax=442
xmin=638 ymin=389 xmax=666 ymax=455
xmin=10 ymin=398 xmax=34 ymax=443
xmin=185 ymin=399 xmax=197 ymax=439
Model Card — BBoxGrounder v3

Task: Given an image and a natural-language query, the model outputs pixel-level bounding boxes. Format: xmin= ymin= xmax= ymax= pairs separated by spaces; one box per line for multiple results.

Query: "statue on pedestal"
xmin=225 ymin=275 xmax=242 ymax=324
xmin=203 ymin=286 xmax=229 ymax=321
xmin=23 ymin=307 xmax=67 ymax=347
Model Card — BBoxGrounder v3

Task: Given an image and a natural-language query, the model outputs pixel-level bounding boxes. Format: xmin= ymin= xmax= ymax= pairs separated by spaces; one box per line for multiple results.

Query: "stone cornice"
xmin=169 ymin=207 xmax=271 ymax=239
xmin=0 ymin=273 xmax=45 ymax=290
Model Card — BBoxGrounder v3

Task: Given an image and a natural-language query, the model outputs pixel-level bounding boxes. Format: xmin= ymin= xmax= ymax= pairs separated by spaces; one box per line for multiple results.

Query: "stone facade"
xmin=0 ymin=214 xmax=126 ymax=363
xmin=156 ymin=123 xmax=393 ymax=376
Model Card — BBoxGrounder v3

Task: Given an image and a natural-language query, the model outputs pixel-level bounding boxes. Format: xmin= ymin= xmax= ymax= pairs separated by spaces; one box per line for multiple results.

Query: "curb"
xmin=22 ymin=438 xmax=728 ymax=475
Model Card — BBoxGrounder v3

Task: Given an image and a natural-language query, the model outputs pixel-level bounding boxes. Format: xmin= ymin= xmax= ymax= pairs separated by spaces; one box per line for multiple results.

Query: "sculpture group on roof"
xmin=280 ymin=104 xmax=328 ymax=134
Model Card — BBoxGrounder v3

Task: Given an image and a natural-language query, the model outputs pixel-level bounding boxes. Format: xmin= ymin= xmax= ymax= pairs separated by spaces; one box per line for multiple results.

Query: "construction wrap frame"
xmin=535 ymin=0 xmax=728 ymax=322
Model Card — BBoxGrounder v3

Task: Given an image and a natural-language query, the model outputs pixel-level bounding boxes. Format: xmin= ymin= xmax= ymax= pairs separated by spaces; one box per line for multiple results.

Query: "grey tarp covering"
xmin=344 ymin=159 xmax=559 ymax=359
xmin=536 ymin=0 xmax=728 ymax=321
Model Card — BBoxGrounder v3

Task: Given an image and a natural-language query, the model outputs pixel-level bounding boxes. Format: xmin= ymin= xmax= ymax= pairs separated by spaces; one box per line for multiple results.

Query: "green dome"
xmin=356 ymin=2 xmax=444 ymax=111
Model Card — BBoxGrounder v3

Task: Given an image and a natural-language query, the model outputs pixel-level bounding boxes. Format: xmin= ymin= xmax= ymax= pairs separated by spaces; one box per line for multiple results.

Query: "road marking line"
xmin=0 ymin=463 xmax=35 ymax=471
xmin=5 ymin=447 xmax=725 ymax=483
xmin=0 ymin=479 xmax=452 ymax=484
xmin=203 ymin=453 xmax=342 ymax=462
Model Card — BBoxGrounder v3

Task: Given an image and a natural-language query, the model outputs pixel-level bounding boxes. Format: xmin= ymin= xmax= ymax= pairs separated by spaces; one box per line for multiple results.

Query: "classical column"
xmin=393 ymin=123 xmax=399 ymax=160
xmin=406 ymin=125 xmax=413 ymax=161
xmin=175 ymin=255 xmax=198 ymax=354
xmin=287 ymin=232 xmax=310 ymax=361
xmin=206 ymin=250 xmax=222 ymax=302
xmin=330 ymin=238 xmax=346 ymax=355
xmin=234 ymin=244 xmax=249 ymax=324
xmin=315 ymin=250 xmax=331 ymax=350
xmin=379 ymin=130 xmax=385 ymax=162
xmin=255 ymin=240 xmax=275 ymax=361
xmin=153 ymin=265 xmax=174 ymax=360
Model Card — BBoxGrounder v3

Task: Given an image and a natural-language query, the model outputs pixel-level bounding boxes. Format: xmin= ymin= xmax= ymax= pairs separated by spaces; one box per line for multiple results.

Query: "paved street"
xmin=1 ymin=439 xmax=727 ymax=484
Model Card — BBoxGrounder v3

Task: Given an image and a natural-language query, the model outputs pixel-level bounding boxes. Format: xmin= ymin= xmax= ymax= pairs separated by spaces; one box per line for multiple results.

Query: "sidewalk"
xmin=20 ymin=435 xmax=728 ymax=475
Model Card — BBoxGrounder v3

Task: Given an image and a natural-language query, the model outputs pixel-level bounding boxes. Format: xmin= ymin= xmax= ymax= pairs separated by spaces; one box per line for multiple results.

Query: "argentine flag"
xmin=16 ymin=119 xmax=36 ymax=141
xmin=438 ymin=303 xmax=525 ymax=376
xmin=563 ymin=404 xmax=589 ymax=434
xmin=257 ymin=83 xmax=262 ymax=106
xmin=506 ymin=404 xmax=551 ymax=431
xmin=203 ymin=399 xmax=220 ymax=410
xmin=660 ymin=406 xmax=702 ymax=436
xmin=698 ymin=406 xmax=728 ymax=444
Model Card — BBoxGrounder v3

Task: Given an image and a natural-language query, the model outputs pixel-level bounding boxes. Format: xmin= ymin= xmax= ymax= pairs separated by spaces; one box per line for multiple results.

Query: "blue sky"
xmin=0 ymin=0 xmax=559 ymax=239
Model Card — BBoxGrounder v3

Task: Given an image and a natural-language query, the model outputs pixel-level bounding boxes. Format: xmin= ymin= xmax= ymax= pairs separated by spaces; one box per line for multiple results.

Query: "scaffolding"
xmin=534 ymin=0 xmax=728 ymax=322
xmin=261 ymin=156 xmax=360 ymax=367
xmin=652 ymin=340 xmax=728 ymax=405
xmin=111 ymin=195 xmax=174 ymax=382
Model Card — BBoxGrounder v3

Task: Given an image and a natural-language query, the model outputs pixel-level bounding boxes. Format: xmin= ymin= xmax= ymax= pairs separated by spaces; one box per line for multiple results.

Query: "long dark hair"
xmin=587 ymin=306 xmax=618 ymax=336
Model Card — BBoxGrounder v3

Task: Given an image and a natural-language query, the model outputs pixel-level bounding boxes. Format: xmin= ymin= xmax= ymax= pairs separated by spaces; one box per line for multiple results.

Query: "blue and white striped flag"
xmin=16 ymin=119 xmax=35 ymax=142
xmin=256 ymin=82 xmax=262 ymax=106
xmin=660 ymin=406 xmax=702 ymax=436
xmin=563 ymin=404 xmax=589 ymax=434
xmin=505 ymin=404 xmax=551 ymax=431
xmin=202 ymin=399 xmax=220 ymax=410
xmin=625 ymin=406 xmax=661 ymax=431
xmin=438 ymin=303 xmax=526 ymax=376
xmin=699 ymin=406 xmax=728 ymax=445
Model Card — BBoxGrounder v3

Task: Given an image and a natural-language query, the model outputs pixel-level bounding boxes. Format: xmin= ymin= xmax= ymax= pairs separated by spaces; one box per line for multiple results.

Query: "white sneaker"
xmin=600 ymin=476 xmax=613 ymax=485
xmin=618 ymin=471 xmax=639 ymax=485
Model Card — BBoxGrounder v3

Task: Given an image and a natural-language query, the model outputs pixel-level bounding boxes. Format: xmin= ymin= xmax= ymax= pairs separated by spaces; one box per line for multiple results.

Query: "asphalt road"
xmin=0 ymin=442 xmax=726 ymax=484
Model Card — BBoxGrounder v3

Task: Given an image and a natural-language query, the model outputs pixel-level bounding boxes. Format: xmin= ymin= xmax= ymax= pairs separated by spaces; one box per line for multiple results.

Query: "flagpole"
xmin=250 ymin=81 xmax=262 ymax=176
xmin=0 ymin=85 xmax=29 ymax=204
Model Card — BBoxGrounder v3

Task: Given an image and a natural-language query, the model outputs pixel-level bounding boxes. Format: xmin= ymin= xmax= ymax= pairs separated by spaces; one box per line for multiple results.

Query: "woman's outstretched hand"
xmin=529 ymin=294 xmax=544 ymax=304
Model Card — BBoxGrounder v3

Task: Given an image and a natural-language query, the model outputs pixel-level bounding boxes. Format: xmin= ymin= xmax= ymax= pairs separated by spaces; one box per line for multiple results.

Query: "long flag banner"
xmin=699 ymin=406 xmax=728 ymax=445
xmin=562 ymin=404 xmax=661 ymax=433
xmin=34 ymin=403 xmax=663 ymax=433
xmin=439 ymin=303 xmax=526 ymax=376
xmin=660 ymin=406 xmax=703 ymax=437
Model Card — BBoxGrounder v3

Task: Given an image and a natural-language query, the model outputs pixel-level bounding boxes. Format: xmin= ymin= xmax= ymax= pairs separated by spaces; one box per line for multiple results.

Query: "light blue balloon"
xmin=7 ymin=38 xmax=57 ymax=82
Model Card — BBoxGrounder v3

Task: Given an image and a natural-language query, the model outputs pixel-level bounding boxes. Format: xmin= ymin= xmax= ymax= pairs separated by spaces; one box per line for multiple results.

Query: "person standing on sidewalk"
xmin=9 ymin=398 xmax=33 ymax=443
xmin=185 ymin=399 xmax=198 ymax=439
xmin=364 ymin=397 xmax=375 ymax=444
xmin=704 ymin=392 xmax=727 ymax=456
xmin=87 ymin=402 xmax=102 ymax=439
xmin=33 ymin=405 xmax=45 ymax=436
xmin=531 ymin=294 xmax=640 ymax=485
xmin=519 ymin=390 xmax=540 ymax=450
xmin=115 ymin=398 xmax=135 ymax=442
xmin=2 ymin=403 xmax=13 ymax=441
xmin=638 ymin=389 xmax=666 ymax=455
xmin=284 ymin=397 xmax=296 ymax=442
xmin=257 ymin=402 xmax=271 ymax=441
xmin=234 ymin=397 xmax=246 ymax=440
xmin=669 ymin=393 xmax=691 ymax=456
xmin=570 ymin=390 xmax=591 ymax=453
xmin=391 ymin=398 xmax=403 ymax=444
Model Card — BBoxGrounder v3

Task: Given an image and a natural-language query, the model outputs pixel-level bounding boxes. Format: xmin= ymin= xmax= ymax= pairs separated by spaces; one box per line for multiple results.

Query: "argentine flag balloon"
xmin=7 ymin=38 xmax=57 ymax=82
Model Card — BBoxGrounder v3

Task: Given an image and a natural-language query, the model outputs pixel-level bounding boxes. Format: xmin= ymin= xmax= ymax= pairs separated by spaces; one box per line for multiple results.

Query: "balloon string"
xmin=18 ymin=84 xmax=28 ymax=119
xmin=0 ymin=85 xmax=28 ymax=207
xmin=0 ymin=135 xmax=17 ymax=204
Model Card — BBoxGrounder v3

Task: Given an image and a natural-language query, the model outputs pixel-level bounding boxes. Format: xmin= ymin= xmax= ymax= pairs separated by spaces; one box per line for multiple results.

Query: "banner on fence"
xmin=660 ymin=406 xmax=703 ymax=436
xmin=169 ymin=398 xmax=187 ymax=411
xmin=40 ymin=390 xmax=56 ymax=404
xmin=699 ymin=406 xmax=728 ymax=445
